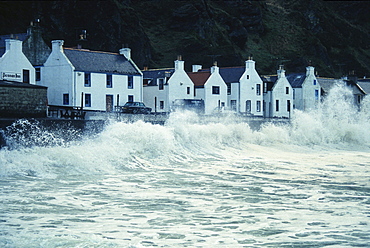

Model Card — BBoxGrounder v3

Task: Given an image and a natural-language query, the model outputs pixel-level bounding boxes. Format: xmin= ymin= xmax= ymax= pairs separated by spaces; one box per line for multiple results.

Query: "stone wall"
xmin=0 ymin=85 xmax=47 ymax=118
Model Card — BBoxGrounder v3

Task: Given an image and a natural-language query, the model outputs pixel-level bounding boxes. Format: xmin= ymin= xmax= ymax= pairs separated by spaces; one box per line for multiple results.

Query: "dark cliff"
xmin=0 ymin=0 xmax=369 ymax=77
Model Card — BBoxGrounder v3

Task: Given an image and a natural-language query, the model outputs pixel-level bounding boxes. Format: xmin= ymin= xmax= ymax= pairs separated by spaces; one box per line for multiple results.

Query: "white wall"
xmin=302 ymin=66 xmax=320 ymax=111
xmin=203 ymin=66 xmax=228 ymax=115
xmin=143 ymin=84 xmax=168 ymax=113
xmin=41 ymin=40 xmax=74 ymax=106
xmin=0 ymin=39 xmax=35 ymax=84
xmin=167 ymin=60 xmax=194 ymax=110
xmin=270 ymin=69 xmax=293 ymax=118
xmin=239 ymin=59 xmax=263 ymax=116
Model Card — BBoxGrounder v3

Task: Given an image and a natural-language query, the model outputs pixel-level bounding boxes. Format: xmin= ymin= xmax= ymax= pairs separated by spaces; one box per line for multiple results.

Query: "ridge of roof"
xmin=64 ymin=47 xmax=119 ymax=56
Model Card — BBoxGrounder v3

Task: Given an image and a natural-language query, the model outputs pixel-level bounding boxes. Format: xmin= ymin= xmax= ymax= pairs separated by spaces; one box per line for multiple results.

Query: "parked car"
xmin=120 ymin=102 xmax=151 ymax=114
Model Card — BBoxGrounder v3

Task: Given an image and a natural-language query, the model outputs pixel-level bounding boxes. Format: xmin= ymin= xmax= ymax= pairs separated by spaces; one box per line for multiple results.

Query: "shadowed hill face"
xmin=0 ymin=0 xmax=369 ymax=77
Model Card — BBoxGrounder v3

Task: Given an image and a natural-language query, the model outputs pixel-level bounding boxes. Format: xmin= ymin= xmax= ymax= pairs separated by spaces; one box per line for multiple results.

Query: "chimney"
xmin=245 ymin=58 xmax=255 ymax=70
xmin=277 ymin=65 xmax=285 ymax=78
xmin=306 ymin=66 xmax=315 ymax=77
xmin=120 ymin=48 xmax=131 ymax=60
xmin=175 ymin=55 xmax=184 ymax=71
xmin=210 ymin=61 xmax=219 ymax=74
xmin=51 ymin=40 xmax=64 ymax=52
xmin=5 ymin=39 xmax=23 ymax=54
xmin=192 ymin=64 xmax=202 ymax=72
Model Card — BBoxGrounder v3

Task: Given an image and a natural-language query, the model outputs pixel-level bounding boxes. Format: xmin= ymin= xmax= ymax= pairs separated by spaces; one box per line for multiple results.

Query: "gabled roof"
xmin=187 ymin=71 xmax=210 ymax=87
xmin=217 ymin=66 xmax=245 ymax=84
xmin=286 ymin=73 xmax=306 ymax=88
xmin=357 ymin=79 xmax=370 ymax=94
xmin=63 ymin=48 xmax=141 ymax=75
xmin=142 ymin=68 xmax=175 ymax=86
xmin=0 ymin=33 xmax=28 ymax=56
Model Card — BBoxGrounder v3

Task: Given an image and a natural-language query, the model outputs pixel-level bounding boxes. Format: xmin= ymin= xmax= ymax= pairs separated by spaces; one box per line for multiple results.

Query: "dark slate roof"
xmin=286 ymin=73 xmax=306 ymax=88
xmin=317 ymin=77 xmax=336 ymax=94
xmin=261 ymin=75 xmax=277 ymax=91
xmin=0 ymin=33 xmax=28 ymax=56
xmin=187 ymin=71 xmax=210 ymax=87
xmin=357 ymin=79 xmax=370 ymax=94
xmin=63 ymin=48 xmax=141 ymax=75
xmin=142 ymin=68 xmax=175 ymax=86
xmin=217 ymin=67 xmax=245 ymax=84
xmin=0 ymin=80 xmax=47 ymax=89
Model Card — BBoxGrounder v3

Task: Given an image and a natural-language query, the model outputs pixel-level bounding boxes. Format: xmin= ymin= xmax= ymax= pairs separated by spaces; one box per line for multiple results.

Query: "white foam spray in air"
xmin=0 ymin=82 xmax=369 ymax=178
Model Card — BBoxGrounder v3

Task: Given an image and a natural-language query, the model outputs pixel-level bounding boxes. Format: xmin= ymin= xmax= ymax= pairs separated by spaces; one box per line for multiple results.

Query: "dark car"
xmin=121 ymin=102 xmax=151 ymax=114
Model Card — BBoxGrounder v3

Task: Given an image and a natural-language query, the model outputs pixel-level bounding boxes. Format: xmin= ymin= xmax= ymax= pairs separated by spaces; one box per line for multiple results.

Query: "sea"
xmin=1 ymin=82 xmax=370 ymax=247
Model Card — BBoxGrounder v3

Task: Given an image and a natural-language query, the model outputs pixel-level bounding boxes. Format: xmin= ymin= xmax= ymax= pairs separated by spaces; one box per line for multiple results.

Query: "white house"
xmin=143 ymin=57 xmax=194 ymax=113
xmin=239 ymin=58 xmax=264 ymax=116
xmin=287 ymin=66 xmax=321 ymax=111
xmin=262 ymin=65 xmax=293 ymax=118
xmin=40 ymin=40 xmax=142 ymax=111
xmin=0 ymin=39 xmax=35 ymax=84
xmin=188 ymin=64 xmax=228 ymax=115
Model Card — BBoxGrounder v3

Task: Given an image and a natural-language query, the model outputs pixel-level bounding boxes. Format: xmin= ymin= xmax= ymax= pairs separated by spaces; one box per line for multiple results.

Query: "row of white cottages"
xmin=0 ymin=36 xmax=329 ymax=118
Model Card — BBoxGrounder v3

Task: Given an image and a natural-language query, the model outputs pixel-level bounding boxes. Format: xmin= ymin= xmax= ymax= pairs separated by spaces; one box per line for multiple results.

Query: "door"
xmin=106 ymin=95 xmax=113 ymax=112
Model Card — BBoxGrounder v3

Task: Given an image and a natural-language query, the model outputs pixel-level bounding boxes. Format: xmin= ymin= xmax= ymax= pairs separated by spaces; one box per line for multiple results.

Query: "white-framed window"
xmin=63 ymin=93 xmax=69 ymax=105
xmin=84 ymin=73 xmax=91 ymax=87
xmin=212 ymin=86 xmax=220 ymax=95
xmin=106 ymin=74 xmax=112 ymax=88
xmin=85 ymin=93 xmax=91 ymax=107
xmin=128 ymin=76 xmax=133 ymax=89
xmin=257 ymin=100 xmax=261 ymax=112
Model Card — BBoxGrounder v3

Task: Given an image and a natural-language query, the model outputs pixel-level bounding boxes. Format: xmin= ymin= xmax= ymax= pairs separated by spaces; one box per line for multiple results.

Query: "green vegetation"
xmin=0 ymin=0 xmax=369 ymax=77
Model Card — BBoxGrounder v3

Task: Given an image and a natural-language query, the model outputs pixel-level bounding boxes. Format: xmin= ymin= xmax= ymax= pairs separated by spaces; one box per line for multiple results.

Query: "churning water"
xmin=1 ymin=82 xmax=370 ymax=247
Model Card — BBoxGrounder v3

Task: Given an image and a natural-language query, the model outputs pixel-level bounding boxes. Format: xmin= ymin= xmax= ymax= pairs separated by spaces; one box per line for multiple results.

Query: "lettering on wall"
xmin=2 ymin=72 xmax=21 ymax=80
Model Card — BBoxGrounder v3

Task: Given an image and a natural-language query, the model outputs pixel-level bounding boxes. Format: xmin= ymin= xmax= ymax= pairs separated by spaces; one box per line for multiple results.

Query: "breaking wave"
xmin=0 ymin=81 xmax=369 ymax=178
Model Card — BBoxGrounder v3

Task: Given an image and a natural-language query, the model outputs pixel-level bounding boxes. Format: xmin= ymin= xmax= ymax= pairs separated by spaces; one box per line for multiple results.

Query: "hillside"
xmin=0 ymin=0 xmax=369 ymax=77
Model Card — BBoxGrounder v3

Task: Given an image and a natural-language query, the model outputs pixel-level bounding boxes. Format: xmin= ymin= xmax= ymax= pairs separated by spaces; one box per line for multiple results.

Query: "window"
xmin=106 ymin=74 xmax=112 ymax=88
xmin=212 ymin=86 xmax=220 ymax=95
xmin=256 ymin=84 xmax=261 ymax=95
xmin=128 ymin=76 xmax=133 ymax=89
xmin=315 ymin=89 xmax=319 ymax=101
xmin=23 ymin=69 xmax=30 ymax=83
xmin=247 ymin=75 xmax=250 ymax=79
xmin=35 ymin=68 xmax=41 ymax=81
xmin=84 ymin=73 xmax=91 ymax=87
xmin=128 ymin=95 xmax=134 ymax=102
xmin=246 ymin=100 xmax=251 ymax=113
xmin=313 ymin=79 xmax=317 ymax=85
xmin=286 ymin=87 xmax=289 ymax=94
xmin=187 ymin=87 xmax=190 ymax=94
xmin=257 ymin=100 xmax=261 ymax=112
xmin=158 ymin=78 xmax=164 ymax=90
xmin=276 ymin=100 xmax=279 ymax=112
xmin=85 ymin=93 xmax=91 ymax=107
xmin=63 ymin=94 xmax=69 ymax=105
xmin=287 ymin=100 xmax=291 ymax=112
xmin=227 ymin=83 xmax=231 ymax=95
xmin=231 ymin=100 xmax=237 ymax=111
xmin=160 ymin=101 xmax=164 ymax=109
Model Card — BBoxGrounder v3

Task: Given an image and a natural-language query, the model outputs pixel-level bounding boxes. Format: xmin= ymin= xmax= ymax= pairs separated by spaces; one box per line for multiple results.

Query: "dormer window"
xmin=84 ymin=73 xmax=91 ymax=87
